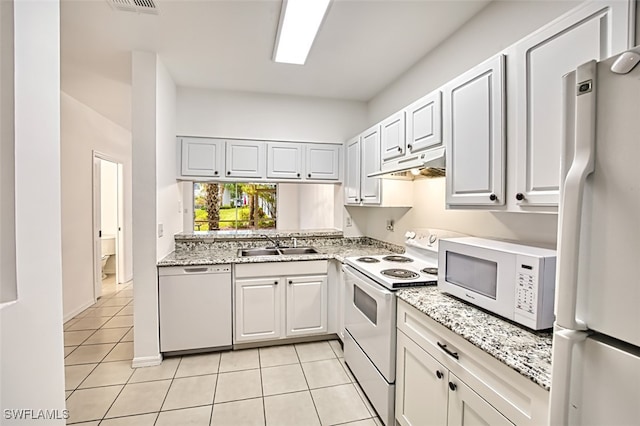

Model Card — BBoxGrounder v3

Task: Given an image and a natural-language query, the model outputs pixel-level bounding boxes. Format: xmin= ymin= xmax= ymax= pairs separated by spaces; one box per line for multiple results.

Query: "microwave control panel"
xmin=515 ymin=255 xmax=539 ymax=316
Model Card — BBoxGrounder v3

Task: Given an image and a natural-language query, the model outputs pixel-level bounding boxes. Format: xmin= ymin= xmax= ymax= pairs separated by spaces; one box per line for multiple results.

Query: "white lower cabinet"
xmin=286 ymin=275 xmax=328 ymax=336
xmin=235 ymin=277 xmax=283 ymax=342
xmin=396 ymin=299 xmax=549 ymax=426
xmin=234 ymin=261 xmax=328 ymax=343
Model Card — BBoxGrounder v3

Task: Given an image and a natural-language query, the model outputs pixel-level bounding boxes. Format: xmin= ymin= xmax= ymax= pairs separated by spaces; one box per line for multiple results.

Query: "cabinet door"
xmin=181 ymin=137 xmax=224 ymax=177
xmin=235 ymin=277 xmax=282 ymax=342
xmin=447 ymin=373 xmax=514 ymax=426
xmin=344 ymin=136 xmax=361 ymax=204
xmin=360 ymin=125 xmax=381 ymax=205
xmin=225 ymin=140 xmax=265 ymax=179
xmin=381 ymin=111 xmax=406 ymax=161
xmin=267 ymin=142 xmax=302 ymax=179
xmin=513 ymin=1 xmax=632 ymax=207
xmin=396 ymin=331 xmax=448 ymax=426
xmin=285 ymin=275 xmax=328 ymax=337
xmin=445 ymin=54 xmax=505 ymax=207
xmin=406 ymin=90 xmax=442 ymax=154
xmin=305 ymin=144 xmax=340 ymax=180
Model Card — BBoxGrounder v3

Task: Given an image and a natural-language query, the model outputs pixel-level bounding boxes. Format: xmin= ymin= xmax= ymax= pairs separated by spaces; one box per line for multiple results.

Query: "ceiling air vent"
xmin=107 ymin=0 xmax=159 ymax=14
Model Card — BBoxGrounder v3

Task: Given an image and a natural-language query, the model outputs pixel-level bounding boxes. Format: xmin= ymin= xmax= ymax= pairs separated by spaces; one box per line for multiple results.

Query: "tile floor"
xmin=63 ymin=277 xmax=382 ymax=425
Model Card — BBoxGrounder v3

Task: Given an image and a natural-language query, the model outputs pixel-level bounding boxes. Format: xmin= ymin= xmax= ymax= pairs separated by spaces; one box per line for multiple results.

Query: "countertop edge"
xmin=396 ymin=288 xmax=553 ymax=391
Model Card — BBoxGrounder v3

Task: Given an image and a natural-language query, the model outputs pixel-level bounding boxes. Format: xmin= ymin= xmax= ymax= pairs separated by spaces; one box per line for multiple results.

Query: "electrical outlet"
xmin=158 ymin=223 xmax=164 ymax=238
xmin=386 ymin=219 xmax=394 ymax=232
xmin=346 ymin=216 xmax=352 ymax=227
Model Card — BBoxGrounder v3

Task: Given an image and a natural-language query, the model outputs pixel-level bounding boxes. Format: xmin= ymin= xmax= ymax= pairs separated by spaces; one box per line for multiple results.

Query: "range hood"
xmin=368 ymin=146 xmax=445 ymax=178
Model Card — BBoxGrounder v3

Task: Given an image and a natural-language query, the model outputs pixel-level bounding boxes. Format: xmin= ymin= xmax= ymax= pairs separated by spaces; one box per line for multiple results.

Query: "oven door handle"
xmin=342 ymin=265 xmax=394 ymax=300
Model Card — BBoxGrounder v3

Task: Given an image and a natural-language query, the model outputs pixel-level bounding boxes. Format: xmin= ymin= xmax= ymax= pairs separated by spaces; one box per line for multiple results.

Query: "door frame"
xmin=92 ymin=151 xmax=125 ymax=300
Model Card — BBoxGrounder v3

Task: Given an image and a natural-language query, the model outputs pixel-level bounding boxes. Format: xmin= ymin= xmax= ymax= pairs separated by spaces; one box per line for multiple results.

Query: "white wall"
xmin=368 ymin=0 xmax=582 ymax=125
xmin=0 ymin=0 xmax=16 ymax=304
xmin=277 ymin=183 xmax=335 ymax=230
xmin=360 ymin=178 xmax=558 ymax=247
xmin=177 ymin=87 xmax=367 ymax=143
xmin=132 ymin=52 xmax=178 ymax=367
xmin=1 ymin=0 xmax=66 ymax=422
xmin=355 ymin=0 xmax=592 ymax=248
xmin=100 ymin=160 xmax=118 ymax=236
xmin=156 ymin=59 xmax=180 ymax=259
xmin=60 ymin=93 xmax=133 ymax=320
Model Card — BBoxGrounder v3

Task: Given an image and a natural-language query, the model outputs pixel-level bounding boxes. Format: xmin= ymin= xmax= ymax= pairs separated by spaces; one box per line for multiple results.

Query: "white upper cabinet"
xmin=445 ymin=54 xmax=506 ymax=207
xmin=305 ymin=144 xmax=341 ymax=181
xmin=225 ymin=140 xmax=265 ymax=179
xmin=406 ymin=90 xmax=443 ymax=154
xmin=344 ymin=136 xmax=361 ymax=204
xmin=512 ymin=0 xmax=633 ymax=208
xmin=344 ymin=125 xmax=412 ymax=207
xmin=360 ymin=125 xmax=382 ymax=204
xmin=380 ymin=111 xmax=406 ymax=162
xmin=181 ymin=137 xmax=224 ymax=177
xmin=267 ymin=142 xmax=302 ymax=180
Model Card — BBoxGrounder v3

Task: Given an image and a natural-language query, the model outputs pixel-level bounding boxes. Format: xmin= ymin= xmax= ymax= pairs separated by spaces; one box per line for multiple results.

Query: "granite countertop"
xmin=158 ymin=237 xmax=402 ymax=267
xmin=174 ymin=229 xmax=343 ymax=242
xmin=397 ymin=287 xmax=553 ymax=391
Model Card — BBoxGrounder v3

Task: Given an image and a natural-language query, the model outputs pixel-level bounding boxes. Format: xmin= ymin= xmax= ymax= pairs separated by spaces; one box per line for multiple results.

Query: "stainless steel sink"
xmin=279 ymin=247 xmax=318 ymax=255
xmin=237 ymin=248 xmax=281 ymax=257
xmin=237 ymin=247 xmax=319 ymax=257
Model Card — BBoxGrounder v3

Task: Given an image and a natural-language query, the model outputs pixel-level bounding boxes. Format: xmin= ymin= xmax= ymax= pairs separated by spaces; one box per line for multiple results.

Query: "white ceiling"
xmin=61 ymin=0 xmax=491 ymax=130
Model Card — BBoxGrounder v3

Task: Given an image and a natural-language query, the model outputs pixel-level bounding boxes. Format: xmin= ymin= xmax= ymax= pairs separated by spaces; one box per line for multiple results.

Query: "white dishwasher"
xmin=159 ymin=264 xmax=232 ymax=353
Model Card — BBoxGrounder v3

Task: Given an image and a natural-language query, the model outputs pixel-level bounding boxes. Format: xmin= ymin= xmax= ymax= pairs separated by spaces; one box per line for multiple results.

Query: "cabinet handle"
xmin=227 ymin=171 xmax=231 ymax=175
xmin=214 ymin=171 xmax=218 ymax=175
xmin=435 ymin=370 xmax=443 ymax=380
xmin=489 ymin=193 xmax=497 ymax=202
xmin=183 ymin=267 xmax=208 ymax=273
xmin=397 ymin=147 xmax=402 ymax=152
xmin=297 ymin=173 xmax=300 ymax=177
xmin=274 ymin=280 xmax=278 ymax=285
xmin=516 ymin=192 xmax=525 ymax=201
xmin=288 ymin=280 xmax=293 ymax=285
xmin=437 ymin=342 xmax=459 ymax=360
xmin=448 ymin=382 xmax=457 ymax=392
xmin=407 ymin=144 xmax=412 ymax=150
xmin=308 ymin=173 xmax=312 ymax=178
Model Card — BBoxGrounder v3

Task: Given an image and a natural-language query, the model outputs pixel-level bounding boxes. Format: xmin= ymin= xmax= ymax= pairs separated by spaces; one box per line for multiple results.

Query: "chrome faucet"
xmin=261 ymin=234 xmax=281 ymax=249
xmin=291 ymin=237 xmax=298 ymax=248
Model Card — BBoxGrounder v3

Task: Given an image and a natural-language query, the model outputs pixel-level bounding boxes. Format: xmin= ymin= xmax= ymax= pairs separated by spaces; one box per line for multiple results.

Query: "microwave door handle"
xmin=343 ymin=266 xmax=394 ymax=300
xmin=556 ymin=61 xmax=596 ymax=330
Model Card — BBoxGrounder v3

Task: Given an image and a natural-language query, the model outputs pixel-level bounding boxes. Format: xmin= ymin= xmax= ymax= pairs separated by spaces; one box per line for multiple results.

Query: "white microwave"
xmin=438 ymin=237 xmax=556 ymax=330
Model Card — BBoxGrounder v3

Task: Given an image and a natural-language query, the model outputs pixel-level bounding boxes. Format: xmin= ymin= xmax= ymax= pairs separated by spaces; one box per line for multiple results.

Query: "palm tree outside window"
xmin=193 ymin=182 xmax=277 ymax=231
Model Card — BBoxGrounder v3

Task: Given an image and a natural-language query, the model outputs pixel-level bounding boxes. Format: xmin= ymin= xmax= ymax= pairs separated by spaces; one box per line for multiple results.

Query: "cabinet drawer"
xmin=397 ymin=299 xmax=549 ymax=426
xmin=235 ymin=260 xmax=327 ymax=278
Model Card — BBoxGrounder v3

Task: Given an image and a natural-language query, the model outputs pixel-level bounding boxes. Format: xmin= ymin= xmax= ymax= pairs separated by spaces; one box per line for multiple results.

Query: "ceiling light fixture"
xmin=273 ymin=0 xmax=331 ymax=65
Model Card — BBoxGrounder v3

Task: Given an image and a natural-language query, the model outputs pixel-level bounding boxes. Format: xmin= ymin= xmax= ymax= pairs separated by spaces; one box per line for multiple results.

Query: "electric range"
xmin=342 ymin=228 xmax=468 ymax=426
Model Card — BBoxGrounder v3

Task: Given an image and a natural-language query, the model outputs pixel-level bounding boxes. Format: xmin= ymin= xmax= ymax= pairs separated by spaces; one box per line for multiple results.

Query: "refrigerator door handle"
xmin=555 ymin=60 xmax=597 ymax=330
xmin=549 ymin=329 xmax=589 ymax=426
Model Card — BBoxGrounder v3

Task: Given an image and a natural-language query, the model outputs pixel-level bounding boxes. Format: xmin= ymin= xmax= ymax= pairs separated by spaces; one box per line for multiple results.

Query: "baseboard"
xmin=64 ymin=299 xmax=96 ymax=323
xmin=132 ymin=354 xmax=163 ymax=368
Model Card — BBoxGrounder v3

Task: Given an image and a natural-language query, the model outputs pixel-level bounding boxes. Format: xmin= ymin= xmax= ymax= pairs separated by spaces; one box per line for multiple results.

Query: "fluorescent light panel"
xmin=274 ymin=0 xmax=331 ymax=65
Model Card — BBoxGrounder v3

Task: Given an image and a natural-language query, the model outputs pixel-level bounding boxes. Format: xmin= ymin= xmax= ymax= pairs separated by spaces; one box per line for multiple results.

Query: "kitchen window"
xmin=193 ymin=182 xmax=277 ymax=231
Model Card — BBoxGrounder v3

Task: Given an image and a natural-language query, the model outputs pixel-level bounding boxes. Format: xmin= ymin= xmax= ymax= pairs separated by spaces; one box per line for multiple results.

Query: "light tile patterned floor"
xmin=64 ymin=277 xmax=383 ymax=425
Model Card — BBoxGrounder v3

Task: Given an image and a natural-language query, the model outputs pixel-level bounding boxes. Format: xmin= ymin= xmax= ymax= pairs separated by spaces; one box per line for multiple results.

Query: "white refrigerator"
xmin=550 ymin=47 xmax=640 ymax=425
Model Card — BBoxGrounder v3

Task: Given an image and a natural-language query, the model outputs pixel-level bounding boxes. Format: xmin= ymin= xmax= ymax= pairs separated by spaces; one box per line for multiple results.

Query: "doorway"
xmin=92 ymin=152 xmax=124 ymax=300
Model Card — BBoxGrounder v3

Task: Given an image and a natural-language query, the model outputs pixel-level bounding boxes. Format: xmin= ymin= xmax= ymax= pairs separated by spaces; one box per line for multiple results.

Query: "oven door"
xmin=343 ymin=265 xmax=396 ymax=382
